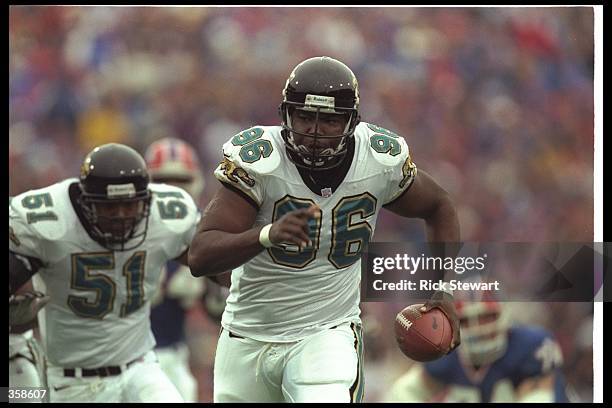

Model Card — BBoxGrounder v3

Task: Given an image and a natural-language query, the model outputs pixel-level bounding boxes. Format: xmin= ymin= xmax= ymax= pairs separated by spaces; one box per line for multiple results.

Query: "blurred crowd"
xmin=9 ymin=6 xmax=596 ymax=402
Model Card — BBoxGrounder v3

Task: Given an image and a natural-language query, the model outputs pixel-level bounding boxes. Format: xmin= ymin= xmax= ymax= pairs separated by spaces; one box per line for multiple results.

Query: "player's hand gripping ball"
xmin=394 ymin=303 xmax=453 ymax=362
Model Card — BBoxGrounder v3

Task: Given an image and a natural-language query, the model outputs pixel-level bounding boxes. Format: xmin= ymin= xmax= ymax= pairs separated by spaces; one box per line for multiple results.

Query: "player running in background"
xmin=385 ymin=300 xmax=568 ymax=402
xmin=145 ymin=137 xmax=228 ymax=402
xmin=9 ymin=143 xmax=202 ymax=402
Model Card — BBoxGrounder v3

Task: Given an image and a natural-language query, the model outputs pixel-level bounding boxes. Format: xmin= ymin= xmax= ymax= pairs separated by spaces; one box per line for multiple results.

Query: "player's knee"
xmin=284 ymin=383 xmax=353 ymax=403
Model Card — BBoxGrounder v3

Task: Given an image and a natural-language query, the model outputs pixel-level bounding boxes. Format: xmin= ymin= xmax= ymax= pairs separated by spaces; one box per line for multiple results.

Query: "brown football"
xmin=394 ymin=304 xmax=453 ymax=362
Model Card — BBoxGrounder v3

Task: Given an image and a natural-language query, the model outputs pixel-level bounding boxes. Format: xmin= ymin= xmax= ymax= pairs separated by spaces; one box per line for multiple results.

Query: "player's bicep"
xmin=384 ymin=169 xmax=451 ymax=219
xmin=199 ymin=184 xmax=258 ymax=234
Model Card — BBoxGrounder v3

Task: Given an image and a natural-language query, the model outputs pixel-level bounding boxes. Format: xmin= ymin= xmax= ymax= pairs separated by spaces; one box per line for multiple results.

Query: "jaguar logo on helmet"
xmin=80 ymin=157 xmax=92 ymax=179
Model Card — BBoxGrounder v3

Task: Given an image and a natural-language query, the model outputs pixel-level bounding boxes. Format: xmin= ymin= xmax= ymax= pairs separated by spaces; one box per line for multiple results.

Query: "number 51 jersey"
xmin=214 ymin=122 xmax=417 ymax=342
xmin=9 ymin=179 xmax=199 ymax=368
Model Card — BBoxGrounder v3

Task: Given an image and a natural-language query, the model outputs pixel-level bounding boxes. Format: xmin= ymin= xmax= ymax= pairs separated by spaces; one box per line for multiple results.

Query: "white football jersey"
xmin=214 ymin=122 xmax=417 ymax=342
xmin=9 ymin=178 xmax=199 ymax=367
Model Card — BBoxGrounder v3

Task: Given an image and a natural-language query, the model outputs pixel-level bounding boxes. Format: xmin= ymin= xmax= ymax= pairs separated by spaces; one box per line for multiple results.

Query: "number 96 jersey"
xmin=9 ymin=179 xmax=199 ymax=368
xmin=214 ymin=122 xmax=417 ymax=342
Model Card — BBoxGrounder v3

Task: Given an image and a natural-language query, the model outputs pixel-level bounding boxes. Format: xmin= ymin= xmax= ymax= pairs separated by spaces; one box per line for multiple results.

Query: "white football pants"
xmin=214 ymin=321 xmax=365 ymax=403
xmin=9 ymin=330 xmax=47 ymax=402
xmin=155 ymin=343 xmax=198 ymax=402
xmin=46 ymin=350 xmax=183 ymax=403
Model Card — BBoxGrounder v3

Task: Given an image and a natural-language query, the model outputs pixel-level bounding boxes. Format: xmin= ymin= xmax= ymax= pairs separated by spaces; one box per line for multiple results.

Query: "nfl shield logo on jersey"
xmin=321 ymin=188 xmax=332 ymax=198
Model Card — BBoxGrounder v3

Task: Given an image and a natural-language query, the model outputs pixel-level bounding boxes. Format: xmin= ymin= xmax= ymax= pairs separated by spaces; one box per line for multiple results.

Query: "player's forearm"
xmin=424 ymin=194 xmax=460 ymax=243
xmin=424 ymin=195 xmax=460 ymax=284
xmin=188 ymin=228 xmax=264 ymax=277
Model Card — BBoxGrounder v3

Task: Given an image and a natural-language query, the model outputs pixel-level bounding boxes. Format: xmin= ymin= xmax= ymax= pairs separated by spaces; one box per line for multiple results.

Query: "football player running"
xmin=145 ymin=137 xmax=229 ymax=402
xmin=385 ymin=301 xmax=569 ymax=402
xmin=188 ymin=56 xmax=461 ymax=402
xmin=9 ymin=143 xmax=202 ymax=402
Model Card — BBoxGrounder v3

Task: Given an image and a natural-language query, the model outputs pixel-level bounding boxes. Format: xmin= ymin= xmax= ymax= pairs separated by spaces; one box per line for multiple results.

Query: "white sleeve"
xmin=382 ymin=137 xmax=418 ymax=205
xmin=171 ymin=195 xmax=199 ymax=259
xmin=150 ymin=185 xmax=201 ymax=260
xmin=213 ymin=139 xmax=267 ymax=207
xmin=9 ymin=199 xmax=46 ymax=262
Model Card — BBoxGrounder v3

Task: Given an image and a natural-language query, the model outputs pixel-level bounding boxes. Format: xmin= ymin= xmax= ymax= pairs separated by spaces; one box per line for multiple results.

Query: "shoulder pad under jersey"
xmin=358 ymin=122 xmax=413 ymax=167
xmin=220 ymin=126 xmax=283 ymax=176
xmin=149 ymin=182 xmax=200 ymax=235
xmin=9 ymin=178 xmax=76 ymax=243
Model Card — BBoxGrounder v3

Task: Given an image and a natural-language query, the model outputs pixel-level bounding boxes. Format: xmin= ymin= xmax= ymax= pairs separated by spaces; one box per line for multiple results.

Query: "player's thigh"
xmin=9 ymin=356 xmax=44 ymax=389
xmin=283 ymin=322 xmax=364 ymax=403
xmin=214 ymin=328 xmax=284 ymax=402
xmin=169 ymin=365 xmax=198 ymax=403
xmin=9 ymin=355 xmax=48 ymax=402
xmin=9 ymin=333 xmax=47 ymax=391
xmin=122 ymin=354 xmax=184 ymax=403
xmin=156 ymin=346 xmax=198 ymax=402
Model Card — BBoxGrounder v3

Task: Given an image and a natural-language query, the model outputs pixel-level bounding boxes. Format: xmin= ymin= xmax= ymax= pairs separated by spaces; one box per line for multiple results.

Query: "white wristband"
xmin=259 ymin=224 xmax=274 ymax=248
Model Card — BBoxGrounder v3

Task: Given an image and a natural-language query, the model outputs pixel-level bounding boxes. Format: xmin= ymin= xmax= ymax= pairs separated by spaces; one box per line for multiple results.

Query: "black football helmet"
xmin=78 ymin=143 xmax=152 ymax=251
xmin=279 ymin=56 xmax=361 ymax=171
